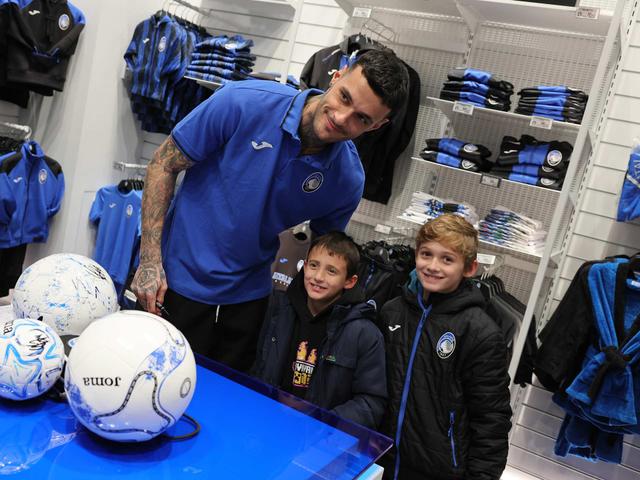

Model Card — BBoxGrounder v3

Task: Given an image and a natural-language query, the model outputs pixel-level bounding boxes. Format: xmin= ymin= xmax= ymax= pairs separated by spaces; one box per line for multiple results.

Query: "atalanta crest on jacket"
xmin=302 ymin=172 xmax=323 ymax=193
xmin=437 ymin=332 xmax=456 ymax=359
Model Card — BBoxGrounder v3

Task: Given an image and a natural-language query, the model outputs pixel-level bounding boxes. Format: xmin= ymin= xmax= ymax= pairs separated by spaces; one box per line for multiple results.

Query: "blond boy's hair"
xmin=416 ymin=214 xmax=478 ymax=269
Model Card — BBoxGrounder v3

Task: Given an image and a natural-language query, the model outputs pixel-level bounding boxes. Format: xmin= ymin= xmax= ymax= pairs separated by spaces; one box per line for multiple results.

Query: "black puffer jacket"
xmin=379 ymin=274 xmax=512 ymax=480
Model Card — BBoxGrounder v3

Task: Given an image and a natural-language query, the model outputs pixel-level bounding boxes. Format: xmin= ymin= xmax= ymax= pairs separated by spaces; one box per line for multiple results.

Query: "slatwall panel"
xmin=0 ymin=102 xmax=22 ymax=124
xmin=509 ymin=2 xmax=640 ymax=479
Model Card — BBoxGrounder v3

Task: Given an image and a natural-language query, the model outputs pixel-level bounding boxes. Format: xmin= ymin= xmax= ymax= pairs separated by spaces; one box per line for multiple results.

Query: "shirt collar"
xmin=280 ymin=87 xmax=323 ymax=141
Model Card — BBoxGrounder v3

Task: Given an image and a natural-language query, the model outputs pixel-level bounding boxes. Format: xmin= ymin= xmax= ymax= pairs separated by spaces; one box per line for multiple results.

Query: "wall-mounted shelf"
xmin=201 ymin=0 xmax=296 ymax=16
xmin=411 ymin=156 xmax=564 ymax=197
xmin=457 ymin=0 xmax=612 ymax=37
xmin=334 ymin=0 xmax=460 ymax=18
xmin=184 ymin=75 xmax=223 ymax=91
xmin=427 ymin=97 xmax=581 ymax=135
xmin=113 ymin=161 xmax=147 ymax=171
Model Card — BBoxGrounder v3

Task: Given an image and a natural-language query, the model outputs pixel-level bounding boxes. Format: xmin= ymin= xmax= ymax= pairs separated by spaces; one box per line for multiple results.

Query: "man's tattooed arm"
xmin=131 ymin=135 xmax=194 ymax=314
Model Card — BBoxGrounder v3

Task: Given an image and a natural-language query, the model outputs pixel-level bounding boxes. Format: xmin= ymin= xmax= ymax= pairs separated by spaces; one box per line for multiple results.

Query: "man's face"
xmin=310 ymin=66 xmax=391 ymax=144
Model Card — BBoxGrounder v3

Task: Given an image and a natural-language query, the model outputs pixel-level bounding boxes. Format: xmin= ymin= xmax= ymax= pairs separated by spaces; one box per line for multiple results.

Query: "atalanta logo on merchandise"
xmin=546 ymin=150 xmax=563 ymax=167
xmin=463 ymin=143 xmax=478 ymax=153
xmin=302 ymin=172 xmax=323 ymax=193
xmin=436 ymin=332 xmax=456 ymax=359
xmin=38 ymin=169 xmax=47 ymax=184
xmin=126 ymin=204 xmax=133 ymax=218
xmin=541 ymin=165 xmax=554 ymax=173
xmin=541 ymin=177 xmax=556 ymax=187
xmin=58 ymin=13 xmax=70 ymax=31
xmin=158 ymin=36 xmax=167 ymax=53
xmin=180 ymin=378 xmax=192 ymax=398
xmin=461 ymin=160 xmax=475 ymax=170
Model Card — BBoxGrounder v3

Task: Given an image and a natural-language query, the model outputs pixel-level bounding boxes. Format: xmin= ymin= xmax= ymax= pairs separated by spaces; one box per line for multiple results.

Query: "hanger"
xmin=0 ymin=122 xmax=31 ymax=141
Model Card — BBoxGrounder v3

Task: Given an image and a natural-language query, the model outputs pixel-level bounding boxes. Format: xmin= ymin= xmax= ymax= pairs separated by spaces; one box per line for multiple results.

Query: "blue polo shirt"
xmin=168 ymin=80 xmax=364 ymax=305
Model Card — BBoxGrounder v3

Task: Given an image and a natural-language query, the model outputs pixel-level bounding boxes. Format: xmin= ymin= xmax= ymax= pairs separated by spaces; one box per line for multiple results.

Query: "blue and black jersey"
xmin=497 ymin=135 xmax=573 ymax=170
xmin=2 ymin=0 xmax=85 ymax=94
xmin=516 ymin=85 xmax=587 ymax=124
xmin=491 ymin=163 xmax=565 ymax=180
xmin=440 ymin=89 xmax=511 ymax=111
xmin=0 ymin=140 xmax=64 ymax=248
xmin=442 ymin=80 xmax=512 ymax=100
xmin=419 ymin=149 xmax=482 ymax=172
xmin=617 ymin=151 xmax=640 ymax=222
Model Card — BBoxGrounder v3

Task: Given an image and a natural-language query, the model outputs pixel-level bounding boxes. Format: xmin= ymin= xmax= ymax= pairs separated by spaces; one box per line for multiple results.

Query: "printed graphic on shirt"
xmin=292 ymin=341 xmax=317 ymax=389
xmin=272 ymin=271 xmax=293 ymax=287
xmin=38 ymin=169 xmax=47 ymax=184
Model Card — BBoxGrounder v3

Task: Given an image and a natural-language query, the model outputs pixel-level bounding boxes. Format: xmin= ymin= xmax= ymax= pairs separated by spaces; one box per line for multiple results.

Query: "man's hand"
xmin=131 ymin=261 xmax=167 ymax=315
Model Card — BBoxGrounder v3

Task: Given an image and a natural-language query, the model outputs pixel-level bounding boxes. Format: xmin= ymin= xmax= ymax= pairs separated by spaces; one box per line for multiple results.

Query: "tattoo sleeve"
xmin=140 ymin=135 xmax=194 ymax=263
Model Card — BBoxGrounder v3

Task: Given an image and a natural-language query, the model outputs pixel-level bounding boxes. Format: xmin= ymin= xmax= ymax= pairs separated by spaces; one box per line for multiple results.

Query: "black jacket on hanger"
xmin=300 ymin=35 xmax=422 ymax=204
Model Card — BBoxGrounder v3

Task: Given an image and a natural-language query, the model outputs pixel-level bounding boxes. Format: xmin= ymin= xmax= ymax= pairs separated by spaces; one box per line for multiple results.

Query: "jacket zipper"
xmin=448 ymin=410 xmax=458 ymax=468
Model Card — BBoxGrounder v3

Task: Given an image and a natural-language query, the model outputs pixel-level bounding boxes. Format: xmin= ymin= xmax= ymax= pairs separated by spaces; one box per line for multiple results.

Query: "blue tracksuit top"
xmin=0 ymin=141 xmax=64 ymax=248
xmin=168 ymin=80 xmax=364 ymax=304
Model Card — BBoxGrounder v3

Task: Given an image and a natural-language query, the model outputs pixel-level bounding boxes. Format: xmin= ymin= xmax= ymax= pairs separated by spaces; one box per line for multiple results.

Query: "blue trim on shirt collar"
xmin=280 ymin=88 xmax=324 ymax=141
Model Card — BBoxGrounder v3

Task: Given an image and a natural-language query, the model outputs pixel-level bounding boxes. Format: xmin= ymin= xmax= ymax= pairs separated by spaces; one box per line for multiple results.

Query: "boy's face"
xmin=304 ymin=246 xmax=357 ymax=306
xmin=415 ymin=241 xmax=478 ymax=295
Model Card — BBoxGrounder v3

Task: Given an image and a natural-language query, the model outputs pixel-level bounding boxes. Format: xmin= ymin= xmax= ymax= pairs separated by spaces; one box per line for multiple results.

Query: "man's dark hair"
xmin=308 ymin=231 xmax=360 ymax=278
xmin=351 ymin=49 xmax=409 ymax=117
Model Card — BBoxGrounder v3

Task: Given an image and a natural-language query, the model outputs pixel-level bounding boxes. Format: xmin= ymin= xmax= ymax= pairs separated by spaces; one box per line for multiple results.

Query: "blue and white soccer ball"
xmin=0 ymin=318 xmax=65 ymax=401
xmin=12 ymin=253 xmax=119 ymax=336
xmin=64 ymin=310 xmax=197 ymax=442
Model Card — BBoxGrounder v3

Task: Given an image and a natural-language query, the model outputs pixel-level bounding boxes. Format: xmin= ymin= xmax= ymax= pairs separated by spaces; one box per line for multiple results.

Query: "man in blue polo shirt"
xmin=132 ymin=49 xmax=409 ymax=372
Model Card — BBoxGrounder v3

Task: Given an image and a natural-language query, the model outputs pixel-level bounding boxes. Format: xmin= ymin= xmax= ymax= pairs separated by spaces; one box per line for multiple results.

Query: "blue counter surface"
xmin=0 ymin=355 xmax=392 ymax=479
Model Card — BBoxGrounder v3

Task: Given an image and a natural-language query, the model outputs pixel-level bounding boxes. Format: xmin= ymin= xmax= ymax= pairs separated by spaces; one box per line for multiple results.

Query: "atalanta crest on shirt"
xmin=126 ymin=204 xmax=133 ymax=218
xmin=302 ymin=172 xmax=323 ymax=193
xmin=58 ymin=14 xmax=70 ymax=31
xmin=38 ymin=169 xmax=47 ymax=184
xmin=546 ymin=150 xmax=563 ymax=167
xmin=437 ymin=332 xmax=456 ymax=359
xmin=158 ymin=36 xmax=167 ymax=53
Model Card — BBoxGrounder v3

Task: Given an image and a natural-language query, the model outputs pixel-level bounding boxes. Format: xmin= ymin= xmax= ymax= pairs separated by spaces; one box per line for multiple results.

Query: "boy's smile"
xmin=416 ymin=241 xmax=477 ymax=295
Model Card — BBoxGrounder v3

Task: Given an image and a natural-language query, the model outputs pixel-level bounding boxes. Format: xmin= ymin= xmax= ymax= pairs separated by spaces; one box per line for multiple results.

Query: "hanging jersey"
xmin=89 ymin=185 xmax=143 ymax=292
xmin=271 ymin=228 xmax=311 ymax=292
xmin=617 ymin=151 xmax=640 ymax=222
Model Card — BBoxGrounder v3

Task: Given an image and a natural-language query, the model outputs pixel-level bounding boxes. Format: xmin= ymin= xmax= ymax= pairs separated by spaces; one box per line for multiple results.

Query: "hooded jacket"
xmin=379 ymin=274 xmax=512 ymax=480
xmin=253 ymin=270 xmax=387 ymax=429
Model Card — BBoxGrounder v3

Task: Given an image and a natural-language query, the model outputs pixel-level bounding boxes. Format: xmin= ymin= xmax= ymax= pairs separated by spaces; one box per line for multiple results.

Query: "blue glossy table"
xmin=0 ymin=355 xmax=392 ymax=479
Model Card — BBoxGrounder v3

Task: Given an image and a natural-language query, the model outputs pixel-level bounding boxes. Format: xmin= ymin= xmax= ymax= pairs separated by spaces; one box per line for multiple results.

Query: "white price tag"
xmin=453 ymin=101 xmax=474 ymax=116
xmin=480 ymin=175 xmax=501 ymax=188
xmin=374 ymin=224 xmax=392 ymax=235
xmin=477 ymin=253 xmax=496 ymax=265
xmin=576 ymin=7 xmax=600 ymax=20
xmin=530 ymin=116 xmax=553 ymax=130
xmin=352 ymin=7 xmax=371 ymax=18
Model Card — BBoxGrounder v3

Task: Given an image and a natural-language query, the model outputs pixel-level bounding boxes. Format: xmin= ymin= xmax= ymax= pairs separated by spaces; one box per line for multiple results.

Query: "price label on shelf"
xmin=352 ymin=7 xmax=372 ymax=18
xmin=374 ymin=223 xmax=392 ymax=235
xmin=576 ymin=7 xmax=600 ymax=20
xmin=477 ymin=253 xmax=496 ymax=265
xmin=452 ymin=101 xmax=474 ymax=116
xmin=480 ymin=175 xmax=501 ymax=188
xmin=530 ymin=116 xmax=553 ymax=130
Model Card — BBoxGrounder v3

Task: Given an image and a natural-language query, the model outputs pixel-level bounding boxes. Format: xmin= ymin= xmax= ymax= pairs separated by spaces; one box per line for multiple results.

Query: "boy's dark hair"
xmin=416 ymin=214 xmax=478 ymax=269
xmin=351 ymin=49 xmax=409 ymax=117
xmin=308 ymin=231 xmax=360 ymax=278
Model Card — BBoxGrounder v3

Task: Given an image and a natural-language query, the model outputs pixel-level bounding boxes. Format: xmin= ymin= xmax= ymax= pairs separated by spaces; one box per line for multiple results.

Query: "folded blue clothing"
xmin=495 ymin=171 xmax=563 ymax=190
xmin=442 ymin=80 xmax=512 ymax=99
xmin=519 ymin=86 xmax=588 ymax=101
xmin=186 ymin=65 xmax=249 ymax=80
xmin=447 ymin=67 xmax=514 ymax=92
xmin=419 ymin=149 xmax=482 ymax=172
xmin=497 ymin=136 xmax=573 ymax=169
xmin=182 ymin=70 xmax=236 ymax=86
xmin=439 ymin=90 xmax=511 ymax=111
xmin=190 ymin=52 xmax=256 ymax=64
xmin=514 ymin=107 xmax=583 ymax=124
xmin=425 ymin=138 xmax=492 ymax=163
xmin=518 ymin=95 xmax=586 ymax=108
xmin=491 ymin=164 xmax=566 ymax=180
xmin=189 ymin=59 xmax=251 ymax=73
xmin=195 ymin=34 xmax=254 ymax=53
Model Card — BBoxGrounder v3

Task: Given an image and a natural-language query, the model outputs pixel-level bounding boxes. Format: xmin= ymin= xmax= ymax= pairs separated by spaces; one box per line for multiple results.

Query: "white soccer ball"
xmin=0 ymin=318 xmax=65 ymax=401
xmin=64 ymin=310 xmax=197 ymax=442
xmin=12 ymin=253 xmax=119 ymax=336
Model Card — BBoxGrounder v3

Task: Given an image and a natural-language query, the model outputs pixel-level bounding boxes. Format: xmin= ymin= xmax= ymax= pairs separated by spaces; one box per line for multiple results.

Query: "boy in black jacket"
xmin=379 ymin=214 xmax=512 ymax=479
xmin=253 ymin=232 xmax=386 ymax=429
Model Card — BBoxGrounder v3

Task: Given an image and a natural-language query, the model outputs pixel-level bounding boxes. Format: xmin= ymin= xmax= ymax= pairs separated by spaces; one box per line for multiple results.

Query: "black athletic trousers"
xmin=138 ymin=288 xmax=268 ymax=373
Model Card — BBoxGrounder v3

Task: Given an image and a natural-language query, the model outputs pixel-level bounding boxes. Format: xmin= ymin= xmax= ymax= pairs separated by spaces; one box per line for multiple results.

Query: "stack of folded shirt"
xmin=399 ymin=192 xmax=479 ymax=226
xmin=186 ymin=34 xmax=255 ymax=85
xmin=420 ymin=137 xmax=493 ymax=172
xmin=515 ymin=86 xmax=588 ymax=124
xmin=479 ymin=207 xmax=547 ymax=255
xmin=490 ymin=135 xmax=573 ymax=190
xmin=440 ymin=68 xmax=514 ymax=112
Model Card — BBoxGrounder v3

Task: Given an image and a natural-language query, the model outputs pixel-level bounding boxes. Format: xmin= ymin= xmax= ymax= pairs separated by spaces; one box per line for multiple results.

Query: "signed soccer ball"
xmin=12 ymin=253 xmax=118 ymax=336
xmin=0 ymin=318 xmax=65 ymax=401
xmin=64 ymin=310 xmax=196 ymax=442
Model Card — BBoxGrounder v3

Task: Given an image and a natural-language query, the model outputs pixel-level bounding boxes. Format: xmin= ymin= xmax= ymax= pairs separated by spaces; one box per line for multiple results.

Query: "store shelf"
xmin=334 ymin=0 xmax=460 ymax=18
xmin=427 ymin=97 xmax=581 ymax=135
xmin=184 ymin=75 xmax=223 ymax=91
xmin=457 ymin=0 xmax=612 ymax=37
xmin=411 ymin=156 xmax=563 ymax=197
xmin=201 ymin=0 xmax=296 ymax=16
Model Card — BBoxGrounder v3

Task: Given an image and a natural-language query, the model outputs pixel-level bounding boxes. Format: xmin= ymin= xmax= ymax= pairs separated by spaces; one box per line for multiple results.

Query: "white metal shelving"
xmin=184 ymin=75 xmax=223 ymax=90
